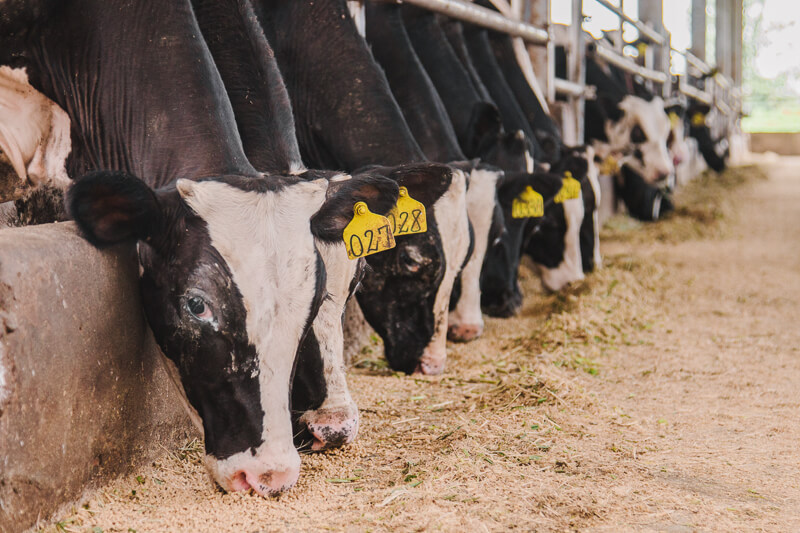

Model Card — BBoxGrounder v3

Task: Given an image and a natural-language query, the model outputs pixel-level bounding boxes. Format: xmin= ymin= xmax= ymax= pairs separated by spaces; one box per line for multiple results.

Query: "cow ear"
xmin=311 ymin=174 xmax=399 ymax=243
xmin=385 ymin=162 xmax=453 ymax=208
xmin=467 ymin=102 xmax=502 ymax=157
xmin=67 ymin=170 xmax=162 ymax=248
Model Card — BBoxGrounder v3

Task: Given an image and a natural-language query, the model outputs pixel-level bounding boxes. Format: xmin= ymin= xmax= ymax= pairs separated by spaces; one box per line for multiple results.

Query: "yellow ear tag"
xmin=637 ymin=42 xmax=648 ymax=56
xmin=599 ymin=155 xmax=619 ymax=176
xmin=554 ymin=171 xmax=582 ymax=203
xmin=343 ymin=202 xmax=396 ymax=260
xmin=512 ymin=186 xmax=544 ymax=219
xmin=669 ymin=112 xmax=680 ymax=129
xmin=691 ymin=112 xmax=706 ymax=127
xmin=387 ymin=186 xmax=427 ymax=236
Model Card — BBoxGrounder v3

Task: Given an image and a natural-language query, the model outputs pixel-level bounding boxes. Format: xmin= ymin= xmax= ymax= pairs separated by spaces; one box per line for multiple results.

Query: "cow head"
xmin=447 ymin=163 xmax=503 ymax=342
xmin=356 ymin=163 xmax=470 ymax=375
xmin=291 ymin=170 xmax=399 ymax=451
xmin=67 ymin=170 xmax=380 ymax=496
xmin=523 ymin=173 xmax=585 ymax=292
xmin=601 ymin=94 xmax=673 ymax=184
xmin=664 ymin=101 xmax=690 ymax=169
xmin=554 ymin=145 xmax=601 ymax=273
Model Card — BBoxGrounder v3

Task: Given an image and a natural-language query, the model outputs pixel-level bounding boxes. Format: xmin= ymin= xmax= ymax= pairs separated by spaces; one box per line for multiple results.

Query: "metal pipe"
xmin=592 ymin=0 xmax=666 ymax=45
xmin=678 ymin=80 xmax=712 ymax=104
xmin=554 ymin=78 xmax=595 ymax=98
xmin=683 ymin=50 xmax=712 ymax=74
xmin=594 ymin=42 xmax=669 ymax=83
xmin=398 ymin=0 xmax=549 ymax=44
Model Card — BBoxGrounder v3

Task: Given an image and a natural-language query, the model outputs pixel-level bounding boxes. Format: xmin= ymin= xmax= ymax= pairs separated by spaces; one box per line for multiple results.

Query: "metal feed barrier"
xmin=364 ymin=0 xmax=743 ymax=170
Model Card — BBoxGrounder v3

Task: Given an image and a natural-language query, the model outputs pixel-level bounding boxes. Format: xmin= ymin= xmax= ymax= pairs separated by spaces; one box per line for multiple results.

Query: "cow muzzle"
xmin=206 ymin=446 xmax=301 ymax=498
xmin=447 ymin=321 xmax=484 ymax=343
xmin=415 ymin=343 xmax=447 ymax=375
xmin=300 ymin=403 xmax=360 ymax=451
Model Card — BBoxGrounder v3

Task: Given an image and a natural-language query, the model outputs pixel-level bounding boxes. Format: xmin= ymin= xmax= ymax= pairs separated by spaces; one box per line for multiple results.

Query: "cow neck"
xmin=440 ymin=18 xmax=495 ymax=104
xmin=191 ymin=0 xmax=304 ymax=175
xmin=365 ymin=2 xmax=465 ymax=164
xmin=461 ymin=25 xmax=540 ymax=156
xmin=402 ymin=6 xmax=487 ymax=145
xmin=488 ymin=32 xmax=561 ymax=144
xmin=253 ymin=0 xmax=426 ymax=171
xmin=18 ymin=0 xmax=257 ymax=188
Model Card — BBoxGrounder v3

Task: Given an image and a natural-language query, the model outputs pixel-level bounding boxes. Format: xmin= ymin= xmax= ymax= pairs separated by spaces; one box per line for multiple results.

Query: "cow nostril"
xmin=230 ymin=471 xmax=251 ymax=492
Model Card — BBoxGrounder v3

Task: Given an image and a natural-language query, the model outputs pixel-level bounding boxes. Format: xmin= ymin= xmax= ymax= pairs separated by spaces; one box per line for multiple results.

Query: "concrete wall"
xmin=0 ymin=222 xmax=196 ymax=532
xmin=749 ymin=133 xmax=800 ymax=156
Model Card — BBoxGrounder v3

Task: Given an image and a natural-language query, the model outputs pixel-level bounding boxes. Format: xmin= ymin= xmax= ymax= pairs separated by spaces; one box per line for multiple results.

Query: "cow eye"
xmin=631 ymin=125 xmax=647 ymax=144
xmin=186 ymin=295 xmax=213 ymax=321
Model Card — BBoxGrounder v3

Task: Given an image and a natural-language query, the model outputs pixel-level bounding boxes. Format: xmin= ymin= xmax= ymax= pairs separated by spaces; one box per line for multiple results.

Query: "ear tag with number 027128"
xmin=343 ymin=202 xmax=396 ymax=260
xmin=511 ymin=186 xmax=544 ymax=219
xmin=388 ymin=186 xmax=427 ymax=236
xmin=554 ymin=171 xmax=582 ymax=203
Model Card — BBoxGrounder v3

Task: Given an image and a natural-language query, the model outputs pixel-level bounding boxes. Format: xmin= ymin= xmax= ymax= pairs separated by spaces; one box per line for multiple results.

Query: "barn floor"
xmin=38 ymin=157 xmax=800 ymax=532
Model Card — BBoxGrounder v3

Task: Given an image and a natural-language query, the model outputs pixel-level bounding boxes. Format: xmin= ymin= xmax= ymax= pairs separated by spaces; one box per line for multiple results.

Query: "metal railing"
xmin=366 ymin=0 xmax=741 ymax=148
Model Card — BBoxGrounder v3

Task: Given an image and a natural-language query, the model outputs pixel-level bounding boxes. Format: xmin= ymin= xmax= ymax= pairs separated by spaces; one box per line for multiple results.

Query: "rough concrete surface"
xmin=0 ymin=222 xmax=195 ymax=533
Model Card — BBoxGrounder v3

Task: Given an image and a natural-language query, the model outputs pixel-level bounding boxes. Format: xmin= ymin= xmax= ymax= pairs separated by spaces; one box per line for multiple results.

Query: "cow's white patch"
xmin=605 ymin=95 xmax=673 ymax=183
xmin=584 ymin=145 xmax=602 ymax=269
xmin=448 ymin=167 xmax=501 ymax=337
xmin=539 ymin=195 xmax=585 ymax=292
xmin=419 ymin=168 xmax=470 ymax=374
xmin=0 ymin=66 xmax=71 ymax=200
xmin=524 ymin=149 xmax=534 ymax=173
xmin=178 ymin=178 xmax=327 ymax=492
xmin=307 ymin=241 xmax=359 ymax=425
xmin=347 ymin=1 xmax=366 ymax=37
xmin=0 ymin=340 xmax=8 ymax=410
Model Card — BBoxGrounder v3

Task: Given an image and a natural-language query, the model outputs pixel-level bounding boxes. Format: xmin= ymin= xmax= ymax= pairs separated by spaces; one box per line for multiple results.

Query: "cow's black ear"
xmin=311 ymin=174 xmax=399 ymax=243
xmin=466 ymin=102 xmax=502 ymax=157
xmin=67 ymin=171 xmax=162 ymax=248
xmin=385 ymin=162 xmax=453 ymax=208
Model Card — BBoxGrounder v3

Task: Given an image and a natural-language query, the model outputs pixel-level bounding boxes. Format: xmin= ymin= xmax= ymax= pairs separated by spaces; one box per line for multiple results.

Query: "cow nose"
xmin=673 ymin=155 xmax=684 ymax=167
xmin=415 ymin=344 xmax=447 ymax=375
xmin=301 ymin=405 xmax=360 ymax=451
xmin=655 ymin=170 xmax=671 ymax=183
xmin=447 ymin=322 xmax=484 ymax=342
xmin=229 ymin=465 xmax=300 ymax=497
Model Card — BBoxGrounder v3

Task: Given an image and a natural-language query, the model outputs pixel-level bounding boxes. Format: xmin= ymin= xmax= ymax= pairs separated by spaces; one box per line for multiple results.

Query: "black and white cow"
xmin=0 ymin=0 xmax=382 ymax=496
xmin=364 ymin=1 xmax=500 ymax=343
xmin=190 ymin=0 xmax=401 ymax=451
xmin=254 ymin=0 xmax=471 ymax=375
xmin=686 ymin=100 xmax=728 ymax=173
xmin=480 ymin=171 xmax=567 ymax=316
xmin=453 ymin=18 xmax=587 ymax=291
xmin=581 ymin=44 xmax=674 ymax=184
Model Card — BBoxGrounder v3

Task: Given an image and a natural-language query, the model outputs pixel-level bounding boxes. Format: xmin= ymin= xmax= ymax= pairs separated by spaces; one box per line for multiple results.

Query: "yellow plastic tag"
xmin=691 ymin=112 xmax=706 ymax=127
xmin=599 ymin=155 xmax=619 ymax=176
xmin=387 ymin=186 xmax=427 ymax=236
xmin=512 ymin=186 xmax=544 ymax=219
xmin=554 ymin=172 xmax=582 ymax=203
xmin=669 ymin=112 xmax=680 ymax=129
xmin=343 ymin=202 xmax=396 ymax=260
xmin=637 ymin=42 xmax=648 ymax=56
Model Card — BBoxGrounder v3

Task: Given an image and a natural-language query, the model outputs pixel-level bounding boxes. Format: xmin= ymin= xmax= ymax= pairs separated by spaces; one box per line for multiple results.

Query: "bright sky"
xmin=551 ymin=0 xmax=800 ymax=86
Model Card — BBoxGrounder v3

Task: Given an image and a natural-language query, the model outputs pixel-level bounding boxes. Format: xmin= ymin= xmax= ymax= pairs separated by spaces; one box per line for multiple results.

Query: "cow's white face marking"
xmin=448 ymin=167 xmax=501 ymax=338
xmin=667 ymin=112 xmax=690 ymax=167
xmin=605 ymin=95 xmax=673 ymax=183
xmin=0 ymin=340 xmax=8 ymax=412
xmin=307 ymin=240 xmax=359 ymax=422
xmin=347 ymin=1 xmax=366 ymax=37
xmin=584 ymin=145 xmax=602 ymax=269
xmin=176 ymin=178 xmax=327 ymax=493
xmin=539 ymin=195 xmax=585 ymax=292
xmin=0 ymin=66 xmax=71 ymax=200
xmin=419 ymin=168 xmax=470 ymax=374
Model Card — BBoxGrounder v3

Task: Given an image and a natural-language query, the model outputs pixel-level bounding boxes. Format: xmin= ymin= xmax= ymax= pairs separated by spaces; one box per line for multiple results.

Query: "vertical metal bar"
xmin=570 ymin=0 xmax=585 ymax=144
xmin=638 ymin=0 xmax=667 ymax=95
xmin=528 ymin=0 xmax=553 ymax=105
xmin=691 ymin=0 xmax=707 ymax=62
xmin=715 ymin=0 xmax=732 ymax=79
